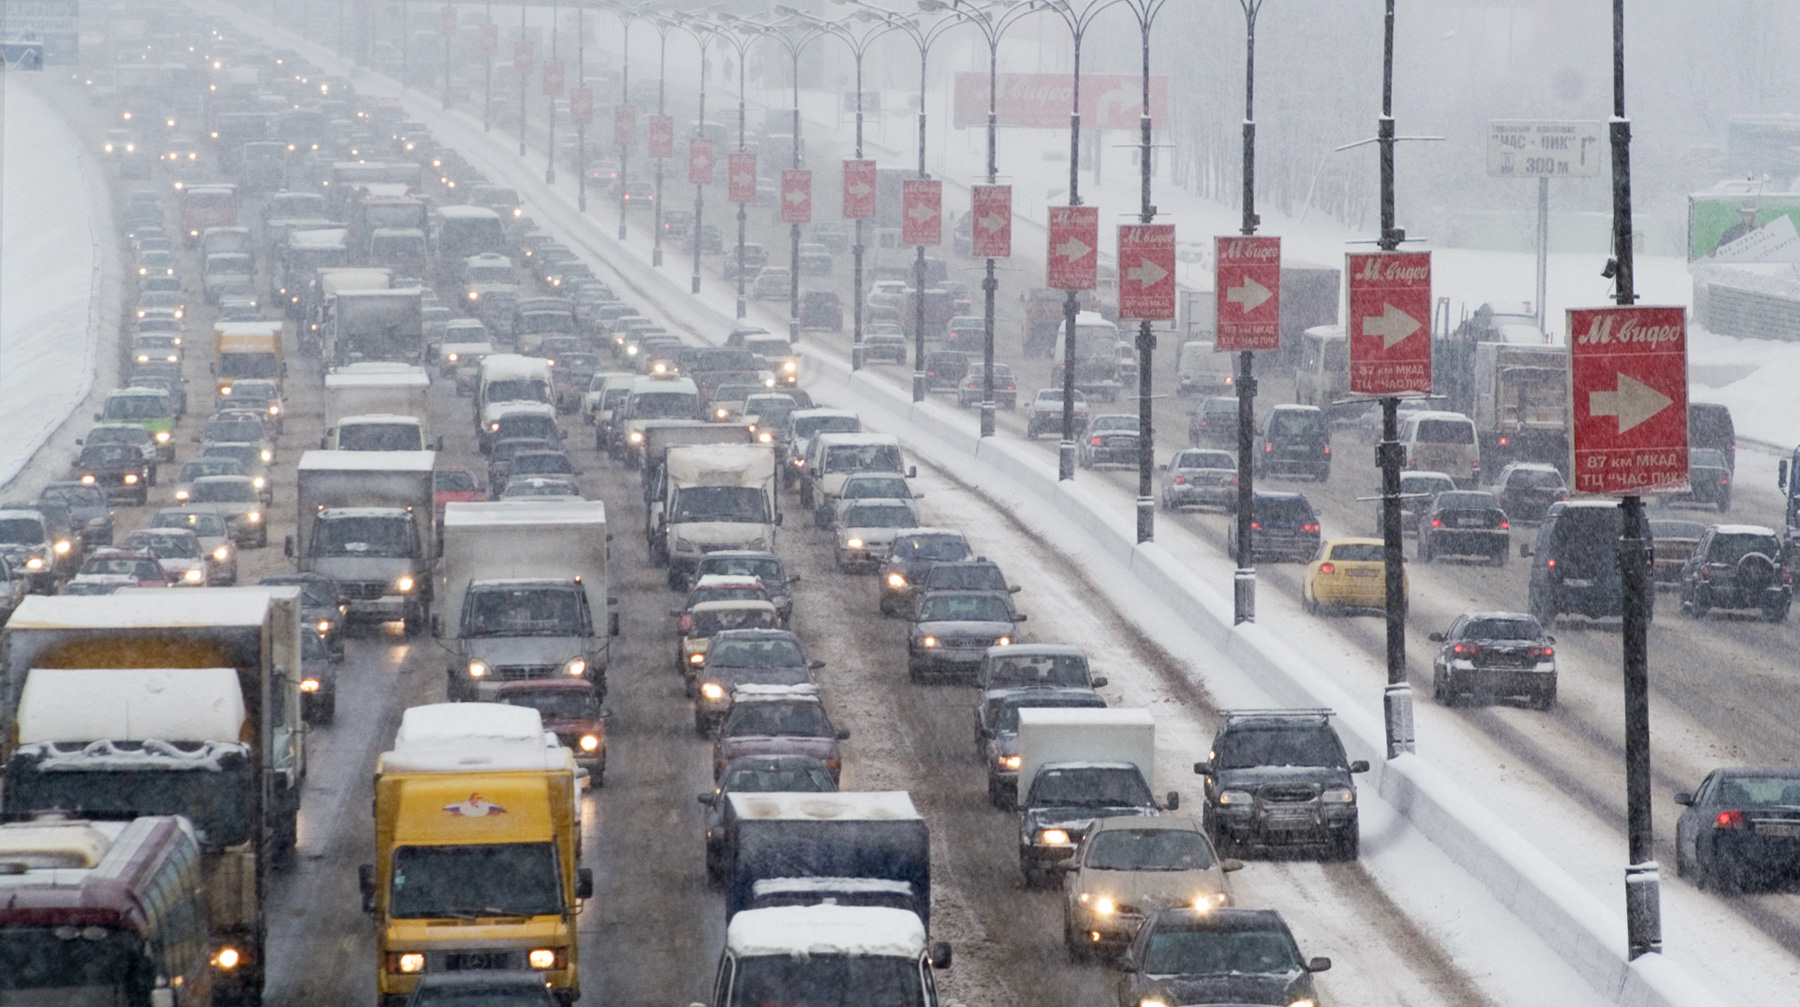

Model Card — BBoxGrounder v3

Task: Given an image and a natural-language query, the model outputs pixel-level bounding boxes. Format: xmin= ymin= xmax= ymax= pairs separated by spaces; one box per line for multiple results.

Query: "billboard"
xmin=953 ymin=72 xmax=1168 ymax=130
xmin=1687 ymin=194 xmax=1800 ymax=263
xmin=5 ymin=0 xmax=78 ymax=63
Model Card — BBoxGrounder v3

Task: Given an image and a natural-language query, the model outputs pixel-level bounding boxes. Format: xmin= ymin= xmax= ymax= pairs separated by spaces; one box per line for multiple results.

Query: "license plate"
xmin=1347 ymin=569 xmax=1378 ymax=578
xmin=1457 ymin=517 xmax=1487 ymax=528
xmin=1108 ymin=438 xmax=1132 ymax=448
xmin=1758 ymin=822 xmax=1800 ymax=838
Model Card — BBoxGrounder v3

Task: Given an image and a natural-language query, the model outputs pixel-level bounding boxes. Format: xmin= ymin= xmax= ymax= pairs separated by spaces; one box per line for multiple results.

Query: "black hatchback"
xmin=1227 ymin=492 xmax=1320 ymax=563
xmin=1116 ymin=908 xmax=1330 ymax=1007
xmin=1257 ymin=405 xmax=1330 ymax=481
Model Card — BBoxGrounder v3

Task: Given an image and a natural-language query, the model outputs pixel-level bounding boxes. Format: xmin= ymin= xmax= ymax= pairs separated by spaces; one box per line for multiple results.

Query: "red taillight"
xmin=1318 ymin=562 xmax=1336 ymax=574
xmin=1431 ymin=517 xmax=1442 ymax=528
xmin=1264 ymin=444 xmax=1273 ymax=452
xmin=1547 ymin=558 xmax=1556 ymax=568
xmin=1498 ymin=436 xmax=1509 ymax=446
xmin=1452 ymin=642 xmax=1481 ymax=657
xmin=1250 ymin=522 xmax=1262 ymax=530
xmin=1323 ymin=445 xmax=1331 ymax=454
xmin=1302 ymin=523 xmax=1320 ymax=533
xmin=1784 ymin=568 xmax=1792 ymax=587
xmin=1699 ymin=567 xmax=1711 ymax=582
xmin=1721 ymin=476 xmax=1730 ymax=486
xmin=1528 ymin=646 xmax=1553 ymax=659
xmin=1173 ymin=476 xmax=1187 ymax=484
xmin=1229 ymin=476 xmax=1239 ymax=485
xmin=678 ymin=613 xmax=692 ymax=632
xmin=1715 ymin=809 xmax=1744 ymax=829
xmin=1500 ymin=519 xmax=1510 ymax=530
xmin=1090 ymin=437 xmax=1103 ymax=446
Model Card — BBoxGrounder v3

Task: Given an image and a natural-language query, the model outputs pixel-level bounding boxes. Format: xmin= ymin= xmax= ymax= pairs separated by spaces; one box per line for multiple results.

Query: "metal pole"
xmin=1058 ymin=30 xmax=1084 ymax=482
xmin=852 ymin=51 xmax=866 ymax=371
xmin=546 ymin=1 xmax=558 ymax=185
xmin=518 ymin=6 xmax=527 ymax=157
xmin=736 ymin=46 xmax=748 ymax=320
xmin=1377 ymin=0 xmax=1415 ymax=759
xmin=401 ymin=0 xmax=409 ymax=86
xmin=1134 ymin=10 xmax=1156 ymax=545
xmin=653 ymin=28 xmax=667 ymax=266
xmin=483 ymin=2 xmax=492 ymax=132
xmin=618 ymin=15 xmax=630 ymax=241
xmin=444 ymin=6 xmax=453 ymax=110
xmin=577 ymin=7 xmax=586 ymax=212
xmin=693 ymin=37 xmax=707 ymax=296
xmin=980 ymin=37 xmax=998 ymax=438
xmin=1611 ymin=0 xmax=1660 ymax=962
xmin=789 ymin=49 xmax=802 ymax=343
xmin=912 ymin=45 xmax=929 ymax=405
xmin=1234 ymin=0 xmax=1261 ymax=624
xmin=1535 ymin=174 xmax=1548 ymax=332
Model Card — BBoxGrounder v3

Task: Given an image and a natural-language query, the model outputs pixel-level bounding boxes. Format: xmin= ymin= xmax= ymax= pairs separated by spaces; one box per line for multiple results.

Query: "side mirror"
xmin=1673 ymin=792 xmax=1693 ymax=806
xmin=575 ymin=867 xmax=594 ymax=900
xmin=698 ymin=792 xmax=716 ymax=806
xmin=93 ymin=413 xmax=103 ymax=421
xmin=1008 ymin=584 xmax=1021 ymax=594
xmin=358 ymin=863 xmax=376 ymax=913
xmin=430 ymin=615 xmax=442 ymax=637
xmin=928 ymin=941 xmax=952 ymax=969
xmin=1220 ymin=858 xmax=1245 ymax=873
xmin=1781 ymin=459 xmax=1790 ymax=490
xmin=908 ymin=465 xmax=918 ymax=478
xmin=669 ymin=607 xmax=684 ymax=618
xmin=1014 ymin=614 xmax=1028 ymax=622
xmin=809 ymin=660 xmax=825 ymax=669
xmin=1427 ymin=632 xmax=1444 ymax=642
xmin=283 ymin=535 xmax=295 ymax=558
xmin=911 ymin=491 xmax=925 ymax=499
xmin=775 ymin=512 xmax=785 ymax=526
xmin=1307 ymin=957 xmax=1332 ymax=973
xmin=1113 ymin=953 xmax=1136 ymax=972
xmin=1165 ymin=791 xmax=1180 ymax=811
xmin=1059 ymin=859 xmax=1082 ymax=872
xmin=1349 ymin=760 xmax=1371 ymax=774
xmin=836 ymin=728 xmax=852 ymax=740
xmin=787 ymin=573 xmax=801 ymax=584
xmin=436 ymin=435 xmax=446 ymax=451
xmin=1193 ymin=760 xmax=1212 ymax=775
xmin=1519 ymin=543 xmax=1533 ymax=558
xmin=1546 ymin=635 xmax=1555 ymax=644
xmin=1091 ymin=676 xmax=1108 ymax=688
xmin=319 ymin=435 xmax=329 ymax=449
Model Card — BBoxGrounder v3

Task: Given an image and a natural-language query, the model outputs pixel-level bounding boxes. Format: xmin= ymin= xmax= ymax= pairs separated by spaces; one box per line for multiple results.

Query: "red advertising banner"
xmin=569 ymin=87 xmax=593 ymax=127
xmin=780 ymin=169 xmax=813 ymax=224
xmin=613 ymin=104 xmax=636 ymax=148
xmin=647 ymin=115 xmax=674 ymax=158
xmin=728 ymin=152 xmax=757 ymax=204
xmin=1346 ymin=251 xmax=1433 ymax=396
xmin=843 ymin=159 xmax=876 ymax=220
xmin=1047 ymin=206 xmax=1099 ymax=291
xmin=542 ymin=59 xmax=564 ymax=98
xmin=1117 ymin=225 xmax=1176 ymax=321
xmin=1567 ymin=306 xmax=1690 ymax=495
xmin=479 ymin=23 xmax=497 ymax=57
xmin=1214 ymin=235 xmax=1282 ymax=352
xmin=970 ymin=185 xmax=1012 ymax=258
xmin=901 ymin=179 xmax=942 ymax=246
xmin=688 ymin=138 xmax=715 ymax=185
xmin=513 ymin=41 xmax=533 ymax=76
xmin=953 ymin=72 xmax=1170 ymax=130
xmin=440 ymin=4 xmax=456 ymax=34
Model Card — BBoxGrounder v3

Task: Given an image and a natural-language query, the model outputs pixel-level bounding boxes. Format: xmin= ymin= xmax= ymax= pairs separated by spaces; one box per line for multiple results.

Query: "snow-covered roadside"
xmin=0 ymin=75 xmax=119 ymax=496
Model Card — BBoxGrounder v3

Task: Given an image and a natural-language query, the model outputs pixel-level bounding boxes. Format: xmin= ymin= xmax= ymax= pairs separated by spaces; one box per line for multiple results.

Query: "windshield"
xmin=1711 ymin=532 xmax=1782 ymax=564
xmin=1510 ymin=468 xmax=1565 ymax=489
xmin=81 ymin=557 xmax=163 ymax=580
xmin=0 ymin=927 xmax=152 ymax=1003
xmin=672 ymin=487 xmax=770 ymax=524
xmin=729 ymin=955 xmax=923 ymax=1007
xmin=917 ymin=595 xmax=1012 ymax=623
xmin=825 ymin=444 xmax=903 ymax=474
xmin=1461 ymin=618 xmax=1542 ymax=640
xmin=1084 ymin=828 xmax=1216 ymax=871
xmin=104 ymin=395 xmax=170 ymax=420
xmin=338 ymin=423 xmax=422 ymax=451
xmin=893 ymin=535 xmax=969 ymax=563
xmin=512 ymin=454 xmax=575 ymax=477
xmin=89 ymin=428 xmax=145 ymax=446
xmin=1143 ymin=928 xmax=1301 ymax=976
xmin=1415 ymin=418 xmax=1475 ymax=444
xmin=1691 ymin=449 xmax=1728 ymax=469
xmin=205 ymin=419 xmax=265 ymax=443
xmin=310 ymin=516 xmax=417 ymax=558
xmin=218 ymin=353 xmax=279 ymax=379
xmin=464 ymin=587 xmax=587 ymax=637
xmin=722 ymin=701 xmax=830 ymax=738
xmin=496 ymin=416 xmax=559 ymax=441
xmin=927 ymin=566 xmax=1006 ymax=591
xmin=500 ymin=689 xmax=600 ymax=721
xmin=692 ymin=608 xmax=780 ymax=637
xmin=128 ymin=534 xmax=200 ymax=559
xmin=3 ymin=764 xmax=251 ymax=846
xmin=795 ymin=417 xmax=861 ymax=438
xmin=1714 ymin=774 xmax=1800 ymax=805
xmin=988 ymin=654 xmax=1089 ymax=688
xmin=179 ymin=460 xmax=243 ymax=480
xmin=41 ymin=486 xmax=107 ymax=510
xmin=437 ymin=471 xmax=477 ymax=492
xmin=844 ymin=504 xmax=917 ymax=529
xmin=631 ymin=392 xmax=701 ymax=420
xmin=697 ymin=557 xmax=784 ymax=585
xmin=191 ymin=481 xmax=257 ymax=504
xmin=389 ymin=842 xmax=562 ymax=919
xmin=504 ymin=480 xmax=579 ymax=499
xmin=842 ymin=477 xmax=910 ymax=500
xmin=202 ymin=445 xmax=261 ymax=468
xmin=721 ymin=763 xmax=835 ymax=793
xmin=151 ymin=513 xmax=228 ymax=537
xmin=1269 ymin=410 xmax=1326 ymax=439
xmin=993 ymin=697 xmax=1104 ymax=733
xmin=710 ymin=638 xmax=806 ymax=668
xmin=1026 ymin=766 xmax=1152 ymax=808
xmin=1328 ymin=543 xmax=1383 ymax=562
xmin=468 ymin=265 xmax=514 ymax=283
xmin=0 ymin=518 xmax=45 ymax=545
xmin=487 ymin=378 xmax=552 ymax=405
xmin=1215 ymin=727 xmax=1345 ymax=770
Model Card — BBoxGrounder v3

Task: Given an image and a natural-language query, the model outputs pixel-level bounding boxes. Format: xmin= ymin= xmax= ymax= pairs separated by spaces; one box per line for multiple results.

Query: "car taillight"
xmin=1090 ymin=437 xmax=1103 ymax=446
xmin=1302 ymin=523 xmax=1320 ymax=533
xmin=1699 ymin=567 xmax=1710 ymax=582
xmin=1250 ymin=522 xmax=1262 ymax=530
xmin=1318 ymin=562 xmax=1336 ymax=574
xmin=1500 ymin=518 xmax=1510 ymax=530
xmin=1498 ymin=435 xmax=1509 ymax=446
xmin=1784 ymin=568 xmax=1792 ymax=587
xmin=1528 ymin=646 xmax=1553 ymax=659
xmin=1715 ymin=809 xmax=1744 ymax=829
xmin=1323 ymin=445 xmax=1331 ymax=454
xmin=1172 ymin=476 xmax=1186 ymax=484
xmin=1721 ymin=476 xmax=1730 ymax=486
xmin=1431 ymin=517 xmax=1441 ymax=528
xmin=1263 ymin=444 xmax=1272 ymax=452
xmin=1452 ymin=643 xmax=1481 ymax=658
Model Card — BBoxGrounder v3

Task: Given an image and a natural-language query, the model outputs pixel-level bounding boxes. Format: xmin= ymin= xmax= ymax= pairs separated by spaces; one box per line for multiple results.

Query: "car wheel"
xmin=1419 ymin=539 xmax=1433 ymax=564
xmin=694 ymin=714 xmax=711 ymax=737
xmin=1332 ymin=830 xmax=1360 ymax=861
xmin=1304 ymin=590 xmax=1319 ymax=616
xmin=1064 ymin=918 xmax=1092 ymax=963
xmin=1765 ymin=601 xmax=1790 ymax=624
xmin=1531 ymin=684 xmax=1557 ymax=711
xmin=318 ymin=689 xmax=336 ymax=726
xmin=1718 ymin=495 xmax=1731 ymax=514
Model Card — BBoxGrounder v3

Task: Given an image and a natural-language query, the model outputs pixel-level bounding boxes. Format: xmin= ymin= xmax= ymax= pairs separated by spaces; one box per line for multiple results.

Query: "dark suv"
xmin=1524 ymin=500 xmax=1654 ymax=627
xmin=1227 ymin=492 xmax=1320 ymax=563
xmin=1187 ymin=396 xmax=1241 ymax=448
xmin=1256 ymin=404 xmax=1330 ymax=481
xmin=1678 ymin=524 xmax=1791 ymax=623
xmin=1192 ymin=709 xmax=1368 ymax=860
xmin=1689 ymin=402 xmax=1735 ymax=473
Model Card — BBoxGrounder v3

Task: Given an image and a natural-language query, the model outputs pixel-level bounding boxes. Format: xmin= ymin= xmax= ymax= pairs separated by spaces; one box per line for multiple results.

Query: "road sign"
xmin=901 ymin=180 xmax=942 ymax=246
xmin=1214 ymin=235 xmax=1282 ymax=351
xmin=781 ymin=170 xmax=813 ymax=224
xmin=1346 ymin=251 xmax=1433 ymax=396
xmin=614 ymin=104 xmax=635 ymax=148
xmin=1487 ymin=120 xmax=1605 ymax=178
xmin=1118 ymin=225 xmax=1176 ymax=321
xmin=1567 ymin=306 xmax=1689 ymax=495
xmin=688 ymin=138 xmax=715 ymax=185
xmin=1047 ymin=206 xmax=1099 ymax=291
xmin=843 ymin=160 xmax=876 ymax=220
xmin=648 ymin=115 xmax=674 ymax=158
xmin=728 ymin=152 xmax=757 ymax=204
xmin=569 ymin=87 xmax=593 ymax=127
xmin=513 ymin=41 xmax=533 ymax=76
xmin=440 ymin=4 xmax=457 ymax=33
xmin=970 ymin=185 xmax=1012 ymax=258
xmin=542 ymin=60 xmax=564 ymax=98
xmin=479 ymin=24 xmax=498 ymax=57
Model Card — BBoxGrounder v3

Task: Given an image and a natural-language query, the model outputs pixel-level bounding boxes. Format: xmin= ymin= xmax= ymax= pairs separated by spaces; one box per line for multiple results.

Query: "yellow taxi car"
xmin=1303 ymin=537 xmax=1407 ymax=616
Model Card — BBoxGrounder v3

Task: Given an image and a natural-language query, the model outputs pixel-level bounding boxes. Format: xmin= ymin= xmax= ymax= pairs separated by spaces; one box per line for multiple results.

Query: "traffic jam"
xmin=0 ymin=3 xmax=1796 ymax=1007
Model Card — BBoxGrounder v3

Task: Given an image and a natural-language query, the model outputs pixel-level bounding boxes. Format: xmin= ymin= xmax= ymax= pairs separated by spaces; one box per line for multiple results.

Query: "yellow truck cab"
xmin=213 ymin=320 xmax=286 ymax=396
xmin=364 ymin=703 xmax=590 ymax=1005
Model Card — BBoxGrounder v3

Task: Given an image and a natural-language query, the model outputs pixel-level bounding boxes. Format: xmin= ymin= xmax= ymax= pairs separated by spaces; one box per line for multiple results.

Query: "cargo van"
xmin=1399 ymin=411 xmax=1481 ymax=488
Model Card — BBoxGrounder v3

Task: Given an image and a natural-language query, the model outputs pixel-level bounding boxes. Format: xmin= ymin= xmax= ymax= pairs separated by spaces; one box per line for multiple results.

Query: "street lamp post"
xmin=672 ymin=14 xmax=719 ymax=296
xmin=546 ymin=0 xmax=558 ymax=185
xmin=610 ymin=4 xmax=637 ymax=241
xmin=712 ymin=16 xmax=762 ymax=320
xmin=517 ymin=5 xmax=527 ymax=157
xmin=1233 ymin=0 xmax=1266 ymax=624
xmin=1119 ymin=0 xmax=1171 ymax=544
xmin=650 ymin=15 xmax=674 ymax=266
xmin=483 ymin=2 xmax=493 ymax=132
xmin=576 ymin=5 xmax=586 ymax=211
xmin=756 ymin=11 xmax=831 ymax=343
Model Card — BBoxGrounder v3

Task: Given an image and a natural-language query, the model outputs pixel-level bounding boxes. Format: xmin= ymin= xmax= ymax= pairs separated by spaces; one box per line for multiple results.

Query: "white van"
xmin=708 ymin=906 xmax=950 ymax=1007
xmin=1177 ymin=339 xmax=1236 ymax=396
xmin=1400 ymin=410 xmax=1481 ymax=488
xmin=802 ymin=433 xmax=913 ymax=510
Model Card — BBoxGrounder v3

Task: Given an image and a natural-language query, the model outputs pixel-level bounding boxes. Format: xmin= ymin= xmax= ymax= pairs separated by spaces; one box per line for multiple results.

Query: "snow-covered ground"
xmin=0 ymin=75 xmax=117 ymax=494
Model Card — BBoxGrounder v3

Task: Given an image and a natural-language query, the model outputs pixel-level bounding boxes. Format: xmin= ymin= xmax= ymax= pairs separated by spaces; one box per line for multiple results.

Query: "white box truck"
xmin=653 ymin=444 xmax=779 ymax=589
xmin=1014 ymin=707 xmax=1175 ymax=885
xmin=292 ymin=450 xmax=437 ymax=633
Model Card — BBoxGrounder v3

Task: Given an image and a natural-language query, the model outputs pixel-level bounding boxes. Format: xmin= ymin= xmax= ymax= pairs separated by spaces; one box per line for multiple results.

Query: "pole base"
xmin=578 ymin=196 xmax=587 ymax=212
xmin=1233 ymin=569 xmax=1256 ymax=625
xmin=653 ymin=248 xmax=663 ymax=267
xmin=737 ymin=299 xmax=746 ymax=320
xmin=912 ymin=372 xmax=927 ymax=403
xmin=789 ymin=318 xmax=800 ymax=341
xmin=691 ymin=275 xmax=701 ymax=295
xmin=851 ymin=347 xmax=864 ymax=371
xmin=1136 ymin=497 xmax=1154 ymax=544
xmin=618 ymin=223 xmax=627 ymax=241
xmin=1384 ymin=683 xmax=1417 ymax=757
xmin=979 ymin=403 xmax=995 ymax=439
xmin=1058 ymin=442 xmax=1076 ymax=481
xmin=546 ymin=168 xmax=556 ymax=184
xmin=1625 ymin=862 xmax=1663 ymax=959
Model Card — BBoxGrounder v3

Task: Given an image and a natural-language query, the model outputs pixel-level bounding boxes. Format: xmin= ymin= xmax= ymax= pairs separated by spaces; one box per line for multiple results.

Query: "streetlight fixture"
xmin=838 ymin=0 xmax=967 ymax=403
xmin=927 ymin=0 xmax=1039 ymax=439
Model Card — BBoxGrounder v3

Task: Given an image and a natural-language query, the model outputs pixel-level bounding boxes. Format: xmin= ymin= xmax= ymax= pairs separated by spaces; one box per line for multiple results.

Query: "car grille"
xmin=942 ymin=636 xmax=992 ymax=649
xmin=495 ymin=665 xmax=558 ymax=682
xmin=340 ymin=580 xmax=389 ymax=600
xmin=425 ymin=949 xmax=526 ymax=972
xmin=1260 ymin=783 xmax=1320 ymax=803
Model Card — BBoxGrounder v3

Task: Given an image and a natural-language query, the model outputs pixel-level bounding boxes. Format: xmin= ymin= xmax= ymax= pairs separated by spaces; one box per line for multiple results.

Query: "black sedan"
xmin=1115 ymin=907 xmax=1329 ymax=1007
xmin=692 ymin=629 xmax=823 ymax=736
xmin=1428 ymin=611 xmax=1557 ymax=709
xmin=1675 ymin=767 xmax=1800 ymax=892
xmin=1080 ymin=414 xmax=1140 ymax=469
xmin=72 ymin=444 xmax=151 ymax=505
xmin=1493 ymin=462 xmax=1568 ymax=522
xmin=1417 ymin=490 xmax=1510 ymax=565
xmin=907 ymin=590 xmax=1025 ymax=683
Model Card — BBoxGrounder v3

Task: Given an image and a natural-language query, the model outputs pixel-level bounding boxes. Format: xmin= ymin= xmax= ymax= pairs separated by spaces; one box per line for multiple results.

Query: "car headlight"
xmin=527 ymin=947 xmax=559 ymax=969
xmin=995 ymin=636 xmax=1011 ymax=647
xmin=716 ymin=408 xmax=729 ymax=419
xmin=155 ymin=431 xmax=171 ymax=443
xmin=758 ymin=432 xmax=773 ymax=443
xmin=260 ymin=450 xmax=272 ymax=462
xmin=269 ymin=404 xmax=280 ymax=415
xmin=919 ymin=636 xmax=937 ymax=648
xmin=24 ymin=558 xmax=44 ymax=571
xmin=300 ymin=678 xmax=320 ymax=692
xmin=173 ymin=488 xmax=189 ymax=500
xmin=394 ymin=576 xmax=415 ymax=593
xmin=845 ymin=537 xmax=864 ymax=550
xmin=183 ymin=568 xmax=204 ymax=583
xmin=124 ymin=474 xmax=139 ymax=484
xmin=1194 ymin=890 xmax=1229 ymax=910
xmin=784 ymin=361 xmax=797 ymax=372
xmin=317 ymin=620 xmax=333 ymax=634
xmin=689 ymin=652 xmax=706 ymax=665
xmin=1088 ymin=896 xmax=1116 ymax=915
xmin=629 ymin=430 xmax=644 ymax=443
xmin=252 ymin=476 xmax=266 ymax=489
xmin=390 ymin=952 xmax=424 ymax=974
xmin=467 ymin=660 xmax=488 ymax=678
xmin=81 ymin=475 xmax=96 ymax=484
xmin=887 ymin=573 xmax=907 ymax=589
xmin=54 ymin=540 xmax=71 ymax=554
xmin=1217 ymin=789 xmax=1254 ymax=806
xmin=579 ymin=734 xmax=600 ymax=752
xmin=1139 ymin=998 xmax=1168 ymax=1007
xmin=213 ymin=546 xmax=231 ymax=562
xmin=1038 ymin=828 xmax=1071 ymax=846
xmin=216 ymin=947 xmax=244 ymax=970
xmin=999 ymin=755 xmax=1021 ymax=770
xmin=700 ymin=682 xmax=725 ymax=700
xmin=1322 ymin=786 xmax=1356 ymax=804
xmin=247 ymin=511 xmax=262 ymax=523
xmin=563 ymin=657 xmax=587 ymax=677
xmin=1288 ymin=1000 xmax=1316 ymax=1007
